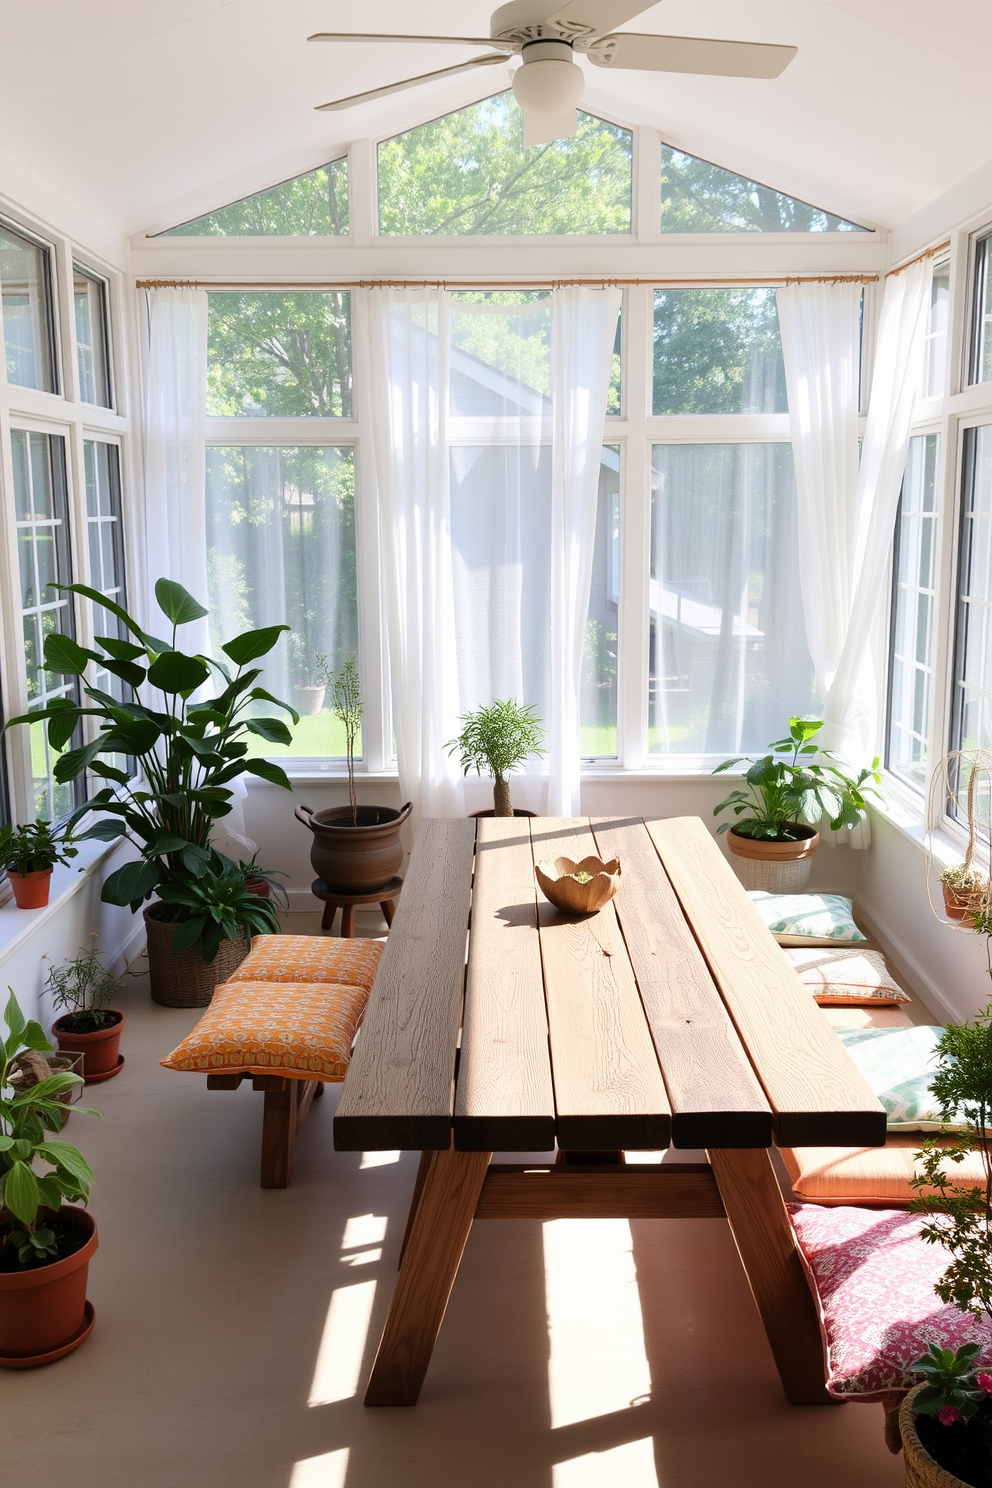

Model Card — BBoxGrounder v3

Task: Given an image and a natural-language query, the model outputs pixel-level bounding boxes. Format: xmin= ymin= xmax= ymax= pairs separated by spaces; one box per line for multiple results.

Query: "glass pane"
xmin=649 ymin=443 xmax=816 ymax=755
xmin=582 ymin=452 xmax=620 ymax=757
xmin=653 ymin=288 xmax=787 ymax=414
xmin=952 ymin=426 xmax=992 ymax=776
xmin=205 ymin=447 xmax=359 ymax=759
xmin=973 ymin=234 xmax=992 ymax=386
xmin=161 ymin=160 xmax=348 ymax=236
xmin=207 ymin=292 xmax=352 ymax=417
xmin=450 ymin=292 xmax=552 ymax=413
xmin=73 ymin=267 xmax=112 ymax=407
xmin=661 ymin=146 xmax=865 ymax=233
xmin=0 ymin=222 xmax=55 ymax=391
xmin=378 ymin=93 xmax=632 ymax=236
xmin=921 ymin=259 xmax=950 ymax=399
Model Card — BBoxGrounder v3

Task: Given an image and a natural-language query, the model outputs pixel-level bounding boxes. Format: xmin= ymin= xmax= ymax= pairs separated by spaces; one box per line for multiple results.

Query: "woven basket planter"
xmin=726 ymin=826 xmax=820 ymax=892
xmin=900 ymin=1387 xmax=978 ymax=1488
xmin=143 ymin=908 xmax=249 ymax=1008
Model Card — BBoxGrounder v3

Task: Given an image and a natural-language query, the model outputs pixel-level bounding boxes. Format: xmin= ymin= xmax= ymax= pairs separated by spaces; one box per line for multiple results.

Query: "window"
xmin=921 ymin=259 xmax=950 ymax=400
xmin=951 ymin=425 xmax=992 ymax=765
xmin=73 ymin=266 xmax=112 ymax=407
xmin=205 ymin=447 xmax=359 ymax=759
xmin=0 ymin=220 xmax=57 ymax=393
xmin=158 ymin=159 xmax=348 ymax=237
xmin=10 ymin=429 xmax=82 ymax=820
xmin=207 ymin=292 xmax=352 ymax=417
xmin=661 ymin=146 xmax=865 ymax=234
xmin=377 ymin=94 xmax=632 ymax=237
xmin=970 ymin=230 xmax=992 ymax=385
xmin=653 ymin=288 xmax=787 ymax=415
xmin=886 ymin=434 xmax=940 ymax=792
xmin=648 ymin=443 xmax=816 ymax=756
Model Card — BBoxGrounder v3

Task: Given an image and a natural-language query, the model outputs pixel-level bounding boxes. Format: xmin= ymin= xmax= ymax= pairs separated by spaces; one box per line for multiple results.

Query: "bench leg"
xmin=260 ymin=1078 xmax=320 ymax=1189
xmin=708 ymin=1147 xmax=831 ymax=1405
xmin=365 ymin=1144 xmax=492 ymax=1406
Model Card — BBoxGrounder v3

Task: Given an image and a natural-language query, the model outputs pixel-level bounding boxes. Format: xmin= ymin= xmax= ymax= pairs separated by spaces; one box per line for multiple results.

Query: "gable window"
xmin=0 ymin=220 xmax=57 ymax=393
xmin=660 ymin=146 xmax=865 ymax=234
xmin=159 ymin=159 xmax=348 ymax=237
xmin=653 ymin=288 xmax=787 ymax=415
xmin=377 ymin=93 xmax=632 ymax=237
xmin=886 ymin=434 xmax=940 ymax=793
xmin=74 ymin=265 xmax=113 ymax=407
xmin=207 ymin=292 xmax=352 ymax=417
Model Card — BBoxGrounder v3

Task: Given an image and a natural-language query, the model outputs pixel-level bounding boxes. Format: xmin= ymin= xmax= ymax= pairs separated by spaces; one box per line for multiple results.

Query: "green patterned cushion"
xmin=747 ymin=891 xmax=867 ymax=946
xmin=835 ymin=1025 xmax=966 ymax=1131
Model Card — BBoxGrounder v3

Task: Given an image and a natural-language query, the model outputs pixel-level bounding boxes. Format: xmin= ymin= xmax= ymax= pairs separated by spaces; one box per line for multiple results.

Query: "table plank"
xmin=532 ymin=817 xmax=672 ymax=1151
xmin=454 ymin=816 xmax=556 ymax=1151
xmin=592 ymin=816 xmax=773 ymax=1149
xmin=645 ymin=816 xmax=886 ymax=1148
xmin=334 ymin=817 xmax=477 ymax=1151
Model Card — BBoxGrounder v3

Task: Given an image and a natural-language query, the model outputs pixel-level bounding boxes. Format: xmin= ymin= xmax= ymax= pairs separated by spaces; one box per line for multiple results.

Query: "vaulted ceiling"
xmin=1 ymin=0 xmax=990 ymax=239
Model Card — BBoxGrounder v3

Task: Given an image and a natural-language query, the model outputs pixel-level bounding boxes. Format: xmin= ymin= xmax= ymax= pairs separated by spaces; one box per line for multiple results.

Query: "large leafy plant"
xmin=1 ymin=991 xmax=95 ymax=1266
xmin=712 ymin=716 xmax=883 ymax=843
xmin=3 ymin=579 xmax=298 ymax=913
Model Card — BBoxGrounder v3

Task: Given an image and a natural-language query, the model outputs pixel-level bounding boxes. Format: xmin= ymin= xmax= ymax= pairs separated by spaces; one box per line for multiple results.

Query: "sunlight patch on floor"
xmin=342 ymin=1213 xmax=388 ymax=1247
xmin=553 ymin=1438 xmax=658 ymax=1487
xmin=289 ymin=1447 xmax=349 ymax=1487
xmin=543 ymin=1218 xmax=651 ymax=1430
xmin=308 ymin=1281 xmax=377 ymax=1406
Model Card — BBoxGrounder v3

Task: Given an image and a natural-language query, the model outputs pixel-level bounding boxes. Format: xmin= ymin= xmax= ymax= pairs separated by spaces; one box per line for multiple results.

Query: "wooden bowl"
xmin=535 ymin=856 xmax=620 ymax=914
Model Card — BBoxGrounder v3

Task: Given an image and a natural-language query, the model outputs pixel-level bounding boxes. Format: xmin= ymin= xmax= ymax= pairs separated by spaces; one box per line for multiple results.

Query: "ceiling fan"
xmin=309 ymin=0 xmax=797 ymax=147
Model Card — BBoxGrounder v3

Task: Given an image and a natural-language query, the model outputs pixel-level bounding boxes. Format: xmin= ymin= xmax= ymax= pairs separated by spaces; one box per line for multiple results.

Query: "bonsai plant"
xmin=297 ymin=657 xmax=411 ymax=896
xmin=2 ymin=578 xmax=298 ymax=1003
xmin=47 ymin=937 xmax=125 ymax=1084
xmin=0 ymin=990 xmax=99 ymax=1365
xmin=712 ymin=715 xmax=883 ymax=891
xmin=0 ymin=820 xmax=77 ymax=910
xmin=446 ymin=698 xmax=546 ymax=818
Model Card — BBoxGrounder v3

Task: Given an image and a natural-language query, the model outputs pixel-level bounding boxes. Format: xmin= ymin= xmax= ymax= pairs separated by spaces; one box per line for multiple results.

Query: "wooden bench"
xmin=206 ymin=1070 xmax=324 ymax=1188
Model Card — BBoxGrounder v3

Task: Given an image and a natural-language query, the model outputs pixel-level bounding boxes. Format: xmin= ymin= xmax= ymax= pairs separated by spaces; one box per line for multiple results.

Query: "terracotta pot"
xmin=6 ymin=867 xmax=53 ymax=910
xmin=52 ymin=1011 xmax=124 ymax=1082
xmin=535 ymin=855 xmax=621 ymax=914
xmin=244 ymin=877 xmax=270 ymax=898
xmin=296 ymin=802 xmax=412 ymax=894
xmin=941 ymin=883 xmax=979 ymax=925
xmin=726 ymin=825 xmax=820 ymax=892
xmin=899 ymin=1385 xmax=975 ymax=1487
xmin=143 ymin=908 xmax=249 ymax=1008
xmin=291 ymin=682 xmax=326 ymax=716
xmin=0 ymin=1206 xmax=97 ymax=1364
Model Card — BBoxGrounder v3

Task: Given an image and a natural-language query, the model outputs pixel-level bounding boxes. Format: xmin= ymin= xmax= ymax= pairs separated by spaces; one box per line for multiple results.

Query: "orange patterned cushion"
xmin=228 ymin=935 xmax=382 ymax=991
xmin=160 ymin=980 xmax=370 ymax=1082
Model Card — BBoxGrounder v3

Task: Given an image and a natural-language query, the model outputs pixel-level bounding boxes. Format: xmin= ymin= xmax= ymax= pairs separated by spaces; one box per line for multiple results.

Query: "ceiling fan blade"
xmin=542 ymin=0 xmax=655 ymax=40
xmin=587 ymin=32 xmax=797 ymax=78
xmin=521 ymin=108 xmax=578 ymax=147
xmin=308 ymin=32 xmax=516 ymax=51
xmin=315 ymin=55 xmax=509 ymax=112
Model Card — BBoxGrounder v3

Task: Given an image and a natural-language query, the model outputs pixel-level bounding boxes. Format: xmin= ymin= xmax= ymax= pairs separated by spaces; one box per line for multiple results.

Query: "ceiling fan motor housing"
xmin=511 ymin=40 xmax=585 ymax=117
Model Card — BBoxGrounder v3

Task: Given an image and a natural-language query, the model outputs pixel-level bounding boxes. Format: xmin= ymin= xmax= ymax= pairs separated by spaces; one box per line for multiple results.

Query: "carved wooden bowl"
xmin=534 ymin=855 xmax=621 ymax=915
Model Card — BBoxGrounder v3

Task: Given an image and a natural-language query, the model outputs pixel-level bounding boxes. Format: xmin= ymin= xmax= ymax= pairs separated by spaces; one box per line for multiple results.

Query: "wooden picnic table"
xmin=334 ymin=814 xmax=886 ymax=1408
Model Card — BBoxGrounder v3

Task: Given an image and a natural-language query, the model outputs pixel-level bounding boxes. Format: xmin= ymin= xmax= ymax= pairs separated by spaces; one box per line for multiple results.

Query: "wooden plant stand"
xmin=310 ymin=877 xmax=403 ymax=937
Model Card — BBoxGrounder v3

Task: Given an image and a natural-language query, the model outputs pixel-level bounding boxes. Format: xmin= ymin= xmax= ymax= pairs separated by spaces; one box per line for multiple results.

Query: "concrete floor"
xmin=4 ymin=915 xmax=906 ymax=1488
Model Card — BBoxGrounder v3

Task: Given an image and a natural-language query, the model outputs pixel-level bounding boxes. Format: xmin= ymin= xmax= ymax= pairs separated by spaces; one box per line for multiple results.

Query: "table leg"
xmin=707 ymin=1147 xmax=830 ymax=1406
xmin=365 ymin=1144 xmax=492 ymax=1407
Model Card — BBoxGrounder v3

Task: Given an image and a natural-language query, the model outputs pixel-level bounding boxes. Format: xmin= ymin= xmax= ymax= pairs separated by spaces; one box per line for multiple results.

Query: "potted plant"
xmin=2 ymin=578 xmax=298 ymax=1004
xmin=47 ymin=937 xmax=125 ymax=1083
xmin=145 ymin=852 xmax=281 ymax=1007
xmin=0 ymin=990 xmax=98 ymax=1366
xmin=900 ymin=1345 xmax=992 ymax=1488
xmin=0 ymin=821 xmax=77 ymax=910
xmin=446 ymin=698 xmax=546 ymax=818
xmin=928 ymin=752 xmax=992 ymax=927
xmin=288 ymin=634 xmax=326 ymax=716
xmin=941 ymin=863 xmax=992 ymax=926
xmin=297 ymin=658 xmax=412 ymax=894
xmin=239 ymin=852 xmax=289 ymax=905
xmin=712 ymin=716 xmax=883 ymax=891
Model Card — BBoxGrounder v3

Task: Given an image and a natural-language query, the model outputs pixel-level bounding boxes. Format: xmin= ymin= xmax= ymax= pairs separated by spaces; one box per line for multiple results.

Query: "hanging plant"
xmin=926 ymin=750 xmax=992 ymax=932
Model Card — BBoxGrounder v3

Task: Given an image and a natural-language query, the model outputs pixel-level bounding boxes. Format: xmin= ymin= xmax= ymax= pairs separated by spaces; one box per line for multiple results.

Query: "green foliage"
xmin=0 ymin=990 xmax=96 ymax=1265
xmin=448 ymin=700 xmax=546 ymax=784
xmin=238 ymin=853 xmax=289 ymax=910
xmin=3 ymin=579 xmax=298 ymax=928
xmin=46 ymin=937 xmax=121 ymax=1031
xmin=713 ymin=716 xmax=883 ymax=840
xmin=154 ymin=853 xmax=281 ymax=962
xmin=910 ymin=1343 xmax=990 ymax=1423
xmin=207 ymin=293 xmax=352 ymax=418
xmin=912 ymin=1007 xmax=992 ymax=1318
xmin=660 ymin=146 xmax=863 ymax=234
xmin=378 ymin=93 xmax=631 ymax=237
xmin=164 ymin=160 xmax=348 ymax=237
xmin=0 ymin=819 xmax=77 ymax=876
xmin=319 ymin=655 xmax=362 ymax=825
xmin=653 ymin=288 xmax=787 ymax=415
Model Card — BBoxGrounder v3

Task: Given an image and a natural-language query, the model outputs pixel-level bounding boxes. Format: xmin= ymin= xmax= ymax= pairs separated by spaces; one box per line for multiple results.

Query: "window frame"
xmin=72 ymin=261 xmax=114 ymax=410
xmin=0 ymin=213 xmax=61 ymax=398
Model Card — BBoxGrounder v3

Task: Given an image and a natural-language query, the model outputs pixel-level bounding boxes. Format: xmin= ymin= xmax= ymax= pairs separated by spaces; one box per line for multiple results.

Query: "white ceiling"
xmin=1 ymin=0 xmax=990 ymax=239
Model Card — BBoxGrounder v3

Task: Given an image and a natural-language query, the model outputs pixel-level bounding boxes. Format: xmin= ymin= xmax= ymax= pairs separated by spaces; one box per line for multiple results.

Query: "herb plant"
xmin=447 ymin=699 xmax=546 ymax=817
xmin=0 ymin=820 xmax=77 ymax=877
xmin=154 ymin=852 xmax=280 ymax=961
xmin=46 ymin=937 xmax=121 ymax=1032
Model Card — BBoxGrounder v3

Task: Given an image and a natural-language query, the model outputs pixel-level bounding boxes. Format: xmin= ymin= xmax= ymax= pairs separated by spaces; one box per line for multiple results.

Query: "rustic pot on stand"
xmin=295 ymin=802 xmax=412 ymax=895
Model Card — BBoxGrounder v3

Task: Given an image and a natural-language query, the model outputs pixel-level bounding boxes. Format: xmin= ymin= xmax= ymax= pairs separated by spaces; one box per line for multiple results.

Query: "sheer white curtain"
xmin=360 ymin=288 xmax=465 ymax=820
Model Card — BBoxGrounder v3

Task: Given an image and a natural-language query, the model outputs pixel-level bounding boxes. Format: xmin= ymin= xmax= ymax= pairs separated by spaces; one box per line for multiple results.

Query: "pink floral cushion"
xmin=789 ymin=1203 xmax=992 ymax=1402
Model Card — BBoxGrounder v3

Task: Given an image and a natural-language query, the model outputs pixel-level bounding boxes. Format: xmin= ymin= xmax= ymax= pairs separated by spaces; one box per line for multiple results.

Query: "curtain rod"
xmin=886 ymin=239 xmax=951 ymax=277
xmin=135 ymin=273 xmax=879 ymax=291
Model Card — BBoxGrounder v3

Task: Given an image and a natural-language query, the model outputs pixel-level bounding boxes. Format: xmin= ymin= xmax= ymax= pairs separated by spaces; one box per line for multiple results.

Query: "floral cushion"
xmin=785 ymin=947 xmax=910 ymax=1005
xmin=228 ymin=935 xmax=382 ymax=991
xmin=789 ymin=1203 xmax=992 ymax=1401
xmin=160 ymin=980 xmax=370 ymax=1081
xmin=835 ymin=1025 xmax=967 ymax=1130
xmin=747 ymin=891 xmax=866 ymax=946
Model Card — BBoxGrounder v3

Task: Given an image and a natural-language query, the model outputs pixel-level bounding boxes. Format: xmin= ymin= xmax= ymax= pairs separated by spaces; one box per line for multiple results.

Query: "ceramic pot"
xmin=6 ymin=868 xmax=53 ymax=910
xmin=52 ymin=1011 xmax=124 ymax=1082
xmin=296 ymin=802 xmax=412 ymax=894
xmin=535 ymin=855 xmax=621 ymax=914
xmin=244 ymin=878 xmax=270 ymax=899
xmin=899 ymin=1385 xmax=975 ymax=1488
xmin=291 ymin=682 xmax=326 ymax=716
xmin=725 ymin=825 xmax=820 ymax=892
xmin=143 ymin=908 xmax=249 ymax=1008
xmin=0 ymin=1206 xmax=97 ymax=1365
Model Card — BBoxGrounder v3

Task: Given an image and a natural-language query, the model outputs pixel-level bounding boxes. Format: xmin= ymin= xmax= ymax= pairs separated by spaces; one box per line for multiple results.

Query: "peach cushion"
xmin=785 ymin=947 xmax=910 ymax=1005
xmin=782 ymin=1130 xmax=987 ymax=1204
xmin=229 ymin=935 xmax=382 ymax=991
xmin=160 ymin=980 xmax=370 ymax=1082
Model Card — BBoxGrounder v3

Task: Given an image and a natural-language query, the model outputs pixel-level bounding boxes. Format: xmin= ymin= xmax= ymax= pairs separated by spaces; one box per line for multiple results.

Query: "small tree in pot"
xmin=447 ymin=699 xmax=546 ymax=818
xmin=47 ymin=937 xmax=126 ymax=1084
